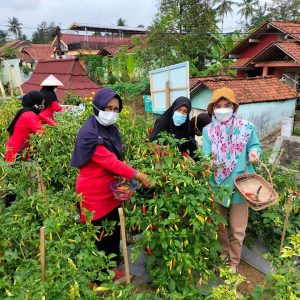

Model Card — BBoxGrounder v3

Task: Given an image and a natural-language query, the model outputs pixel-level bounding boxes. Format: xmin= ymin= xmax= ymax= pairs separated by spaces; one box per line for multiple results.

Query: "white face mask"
xmin=94 ymin=105 xmax=119 ymax=126
xmin=214 ymin=107 xmax=234 ymax=122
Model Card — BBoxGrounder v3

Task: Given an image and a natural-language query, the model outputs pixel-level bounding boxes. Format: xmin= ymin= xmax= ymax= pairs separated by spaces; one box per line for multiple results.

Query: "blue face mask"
xmin=172 ymin=111 xmax=187 ymax=126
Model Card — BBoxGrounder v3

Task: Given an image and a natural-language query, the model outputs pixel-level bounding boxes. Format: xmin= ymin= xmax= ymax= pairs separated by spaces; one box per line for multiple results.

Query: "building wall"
xmin=238 ymin=100 xmax=296 ymax=138
xmin=191 ymin=88 xmax=296 ymax=139
xmin=0 ymin=58 xmax=23 ymax=88
xmin=238 ymin=32 xmax=279 ymax=60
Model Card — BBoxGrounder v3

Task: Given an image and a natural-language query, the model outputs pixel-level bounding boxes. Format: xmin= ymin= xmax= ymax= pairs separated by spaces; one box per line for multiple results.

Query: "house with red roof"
xmin=225 ymin=21 xmax=300 ymax=90
xmin=17 ymin=44 xmax=54 ymax=64
xmin=51 ymin=33 xmax=133 ymax=58
xmin=21 ymin=58 xmax=99 ymax=99
xmin=190 ymin=76 xmax=297 ymax=138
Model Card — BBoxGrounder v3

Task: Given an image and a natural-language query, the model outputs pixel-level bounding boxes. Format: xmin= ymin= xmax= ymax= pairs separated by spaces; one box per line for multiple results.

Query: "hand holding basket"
xmin=234 ymin=160 xmax=279 ymax=210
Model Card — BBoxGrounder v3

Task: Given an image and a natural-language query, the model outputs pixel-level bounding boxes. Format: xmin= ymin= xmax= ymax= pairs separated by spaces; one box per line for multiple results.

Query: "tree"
xmin=237 ymin=0 xmax=259 ymax=25
xmin=0 ymin=30 xmax=7 ymax=45
xmin=7 ymin=17 xmax=23 ymax=39
xmin=117 ymin=18 xmax=127 ymax=26
xmin=32 ymin=21 xmax=58 ymax=44
xmin=144 ymin=0 xmax=218 ymax=75
xmin=267 ymin=0 xmax=300 ymax=21
xmin=213 ymin=0 xmax=236 ymax=31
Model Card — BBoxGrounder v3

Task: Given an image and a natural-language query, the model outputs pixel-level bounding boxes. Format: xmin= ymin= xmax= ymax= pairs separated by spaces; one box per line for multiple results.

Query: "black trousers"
xmin=92 ymin=207 xmax=120 ymax=263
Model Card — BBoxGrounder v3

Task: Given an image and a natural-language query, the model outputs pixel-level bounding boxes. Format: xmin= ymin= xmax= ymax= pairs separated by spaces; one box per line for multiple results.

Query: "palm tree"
xmin=213 ymin=0 xmax=237 ymax=31
xmin=7 ymin=17 xmax=23 ymax=39
xmin=238 ymin=0 xmax=259 ymax=24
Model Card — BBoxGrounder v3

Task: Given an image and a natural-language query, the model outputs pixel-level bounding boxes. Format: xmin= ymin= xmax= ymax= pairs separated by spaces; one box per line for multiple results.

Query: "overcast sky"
xmin=0 ymin=0 xmax=269 ymax=38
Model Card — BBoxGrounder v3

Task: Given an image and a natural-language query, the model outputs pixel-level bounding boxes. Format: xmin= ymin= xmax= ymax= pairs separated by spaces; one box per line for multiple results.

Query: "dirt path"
xmin=238 ymin=260 xmax=265 ymax=295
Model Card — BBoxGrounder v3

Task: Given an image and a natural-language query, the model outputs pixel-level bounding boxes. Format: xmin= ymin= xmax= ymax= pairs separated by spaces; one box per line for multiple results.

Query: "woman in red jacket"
xmin=39 ymin=75 xmax=63 ymax=121
xmin=71 ymin=88 xmax=150 ymax=280
xmin=6 ymin=90 xmax=55 ymax=163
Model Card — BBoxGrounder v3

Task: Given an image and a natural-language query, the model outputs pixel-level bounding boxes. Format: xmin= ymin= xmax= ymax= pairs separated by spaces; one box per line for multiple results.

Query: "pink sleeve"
xmin=92 ymin=145 xmax=136 ymax=179
xmin=51 ymin=101 xmax=63 ymax=112
xmin=38 ymin=114 xmax=56 ymax=126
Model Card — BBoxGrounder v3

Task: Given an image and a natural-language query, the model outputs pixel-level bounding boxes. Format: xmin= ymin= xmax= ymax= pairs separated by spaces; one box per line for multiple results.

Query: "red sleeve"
xmin=38 ymin=114 xmax=56 ymax=126
xmin=24 ymin=113 xmax=45 ymax=134
xmin=51 ymin=101 xmax=63 ymax=112
xmin=92 ymin=145 xmax=136 ymax=179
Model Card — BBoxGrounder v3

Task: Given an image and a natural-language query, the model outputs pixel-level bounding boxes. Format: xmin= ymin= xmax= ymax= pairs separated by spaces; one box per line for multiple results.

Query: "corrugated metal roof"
xmin=21 ymin=58 xmax=99 ymax=99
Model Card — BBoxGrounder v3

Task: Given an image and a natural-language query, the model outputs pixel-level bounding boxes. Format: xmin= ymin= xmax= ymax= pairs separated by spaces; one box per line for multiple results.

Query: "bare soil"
xmin=238 ymin=260 xmax=265 ymax=295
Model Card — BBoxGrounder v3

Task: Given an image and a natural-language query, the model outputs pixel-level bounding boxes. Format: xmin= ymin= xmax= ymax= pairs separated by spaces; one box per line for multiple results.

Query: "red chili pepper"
xmin=245 ymin=192 xmax=255 ymax=196
xmin=142 ymin=204 xmax=147 ymax=215
xmin=207 ymin=216 xmax=212 ymax=224
xmin=146 ymin=246 xmax=152 ymax=255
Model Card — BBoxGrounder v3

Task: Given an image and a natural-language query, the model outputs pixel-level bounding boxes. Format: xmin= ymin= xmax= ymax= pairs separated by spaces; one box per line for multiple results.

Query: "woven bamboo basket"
xmin=234 ymin=161 xmax=279 ymax=210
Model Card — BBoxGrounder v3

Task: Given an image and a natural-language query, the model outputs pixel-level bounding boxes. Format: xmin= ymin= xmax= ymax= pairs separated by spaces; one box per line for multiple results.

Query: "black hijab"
xmin=40 ymin=86 xmax=58 ymax=108
xmin=190 ymin=113 xmax=212 ymax=137
xmin=7 ymin=91 xmax=45 ymax=136
xmin=149 ymin=96 xmax=197 ymax=154
xmin=70 ymin=88 xmax=123 ymax=167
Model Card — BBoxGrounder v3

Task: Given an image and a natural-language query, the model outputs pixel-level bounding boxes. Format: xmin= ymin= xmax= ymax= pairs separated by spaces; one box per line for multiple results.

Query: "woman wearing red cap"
xmin=202 ymin=87 xmax=261 ymax=273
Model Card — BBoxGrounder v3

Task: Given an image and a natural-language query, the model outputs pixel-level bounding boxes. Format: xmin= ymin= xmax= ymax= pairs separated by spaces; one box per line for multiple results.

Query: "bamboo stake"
xmin=165 ymin=80 xmax=170 ymax=109
xmin=36 ymin=168 xmax=45 ymax=194
xmin=118 ymin=207 xmax=130 ymax=284
xmin=280 ymin=193 xmax=293 ymax=254
xmin=40 ymin=227 xmax=46 ymax=282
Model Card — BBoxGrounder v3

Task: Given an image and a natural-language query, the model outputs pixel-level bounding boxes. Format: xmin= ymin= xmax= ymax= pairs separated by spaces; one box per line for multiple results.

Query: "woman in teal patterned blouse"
xmin=202 ymin=87 xmax=261 ymax=273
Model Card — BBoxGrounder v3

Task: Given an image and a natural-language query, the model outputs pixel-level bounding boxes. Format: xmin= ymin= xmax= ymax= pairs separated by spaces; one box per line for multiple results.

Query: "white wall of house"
xmin=238 ymin=100 xmax=296 ymax=139
xmin=0 ymin=58 xmax=23 ymax=88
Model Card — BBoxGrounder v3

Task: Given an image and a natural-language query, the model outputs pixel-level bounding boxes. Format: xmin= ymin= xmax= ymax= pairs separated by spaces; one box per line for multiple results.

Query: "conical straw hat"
xmin=40 ymin=74 xmax=64 ymax=87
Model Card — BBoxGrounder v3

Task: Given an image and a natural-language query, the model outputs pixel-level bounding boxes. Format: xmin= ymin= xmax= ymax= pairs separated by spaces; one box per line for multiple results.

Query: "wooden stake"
xmin=118 ymin=207 xmax=130 ymax=284
xmin=36 ymin=168 xmax=45 ymax=194
xmin=165 ymin=80 xmax=170 ymax=109
xmin=280 ymin=194 xmax=293 ymax=254
xmin=40 ymin=227 xmax=46 ymax=282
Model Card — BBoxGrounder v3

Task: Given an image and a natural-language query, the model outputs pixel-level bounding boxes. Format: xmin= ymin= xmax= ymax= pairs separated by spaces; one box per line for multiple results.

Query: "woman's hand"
xmin=135 ymin=171 xmax=151 ymax=188
xmin=249 ymin=150 xmax=259 ymax=163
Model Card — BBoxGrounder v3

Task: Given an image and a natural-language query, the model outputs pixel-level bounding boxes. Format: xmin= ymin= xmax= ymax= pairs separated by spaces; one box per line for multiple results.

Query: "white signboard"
xmin=281 ymin=117 xmax=294 ymax=137
xmin=149 ymin=61 xmax=189 ymax=114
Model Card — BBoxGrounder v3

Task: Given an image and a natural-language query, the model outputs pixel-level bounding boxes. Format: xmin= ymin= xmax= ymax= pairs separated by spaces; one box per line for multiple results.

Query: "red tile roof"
xmin=276 ymin=41 xmax=300 ymax=63
xmin=243 ymin=41 xmax=300 ymax=66
xmin=270 ymin=21 xmax=300 ymax=40
xmin=17 ymin=51 xmax=33 ymax=62
xmin=17 ymin=44 xmax=54 ymax=62
xmin=199 ymin=76 xmax=296 ymax=104
xmin=21 ymin=58 xmax=99 ymax=99
xmin=230 ymin=58 xmax=252 ymax=69
xmin=190 ymin=76 xmax=231 ymax=90
xmin=0 ymin=40 xmax=29 ymax=56
xmin=226 ymin=20 xmax=300 ymax=57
